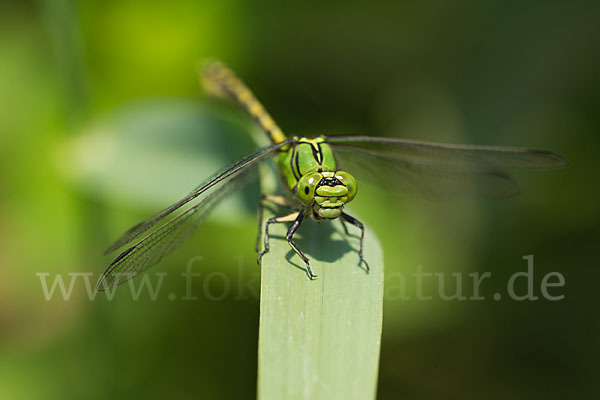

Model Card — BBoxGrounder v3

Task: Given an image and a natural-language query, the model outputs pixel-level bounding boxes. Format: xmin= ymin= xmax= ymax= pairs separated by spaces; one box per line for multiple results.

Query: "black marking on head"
xmin=304 ymin=186 xmax=309 ymax=195
xmin=317 ymin=176 xmax=343 ymax=187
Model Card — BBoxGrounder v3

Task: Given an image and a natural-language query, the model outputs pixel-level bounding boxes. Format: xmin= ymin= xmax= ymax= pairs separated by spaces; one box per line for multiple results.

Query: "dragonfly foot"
xmin=359 ymin=257 xmax=370 ymax=274
xmin=257 ymin=250 xmax=268 ymax=265
xmin=305 ymin=261 xmax=317 ymax=279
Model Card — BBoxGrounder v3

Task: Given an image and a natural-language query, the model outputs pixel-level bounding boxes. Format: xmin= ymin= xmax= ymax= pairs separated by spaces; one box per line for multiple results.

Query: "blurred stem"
xmin=41 ymin=0 xmax=89 ymax=127
xmin=40 ymin=0 xmax=109 ymax=281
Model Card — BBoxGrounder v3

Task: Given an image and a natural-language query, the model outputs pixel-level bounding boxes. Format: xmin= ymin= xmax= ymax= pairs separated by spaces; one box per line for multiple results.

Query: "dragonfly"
xmin=97 ymin=60 xmax=566 ymax=288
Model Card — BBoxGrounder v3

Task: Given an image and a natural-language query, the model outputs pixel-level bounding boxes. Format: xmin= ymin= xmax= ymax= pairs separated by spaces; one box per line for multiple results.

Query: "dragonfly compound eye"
xmin=335 ymin=171 xmax=357 ymax=202
xmin=297 ymin=172 xmax=323 ymax=204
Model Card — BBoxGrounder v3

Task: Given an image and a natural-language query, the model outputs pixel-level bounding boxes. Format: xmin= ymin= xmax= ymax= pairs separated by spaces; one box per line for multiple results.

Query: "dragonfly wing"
xmin=98 ymin=140 xmax=289 ymax=289
xmin=328 ymin=135 xmax=566 ymax=198
xmin=104 ymin=140 xmax=289 ymax=254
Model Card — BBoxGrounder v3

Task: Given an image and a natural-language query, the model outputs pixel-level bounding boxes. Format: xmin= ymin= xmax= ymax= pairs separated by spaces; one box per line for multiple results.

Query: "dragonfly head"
xmin=296 ymin=171 xmax=357 ymax=219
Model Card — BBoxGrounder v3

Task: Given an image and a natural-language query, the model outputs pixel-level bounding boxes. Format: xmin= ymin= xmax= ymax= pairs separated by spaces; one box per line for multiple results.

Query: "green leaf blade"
xmin=258 ymin=216 xmax=384 ymax=400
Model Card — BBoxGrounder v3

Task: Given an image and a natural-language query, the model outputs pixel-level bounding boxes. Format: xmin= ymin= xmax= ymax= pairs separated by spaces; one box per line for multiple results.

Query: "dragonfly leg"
xmin=340 ymin=212 xmax=370 ymax=273
xmin=257 ymin=210 xmax=316 ymax=279
xmin=285 ymin=211 xmax=316 ymax=279
xmin=340 ymin=219 xmax=350 ymax=235
xmin=256 ymin=194 xmax=298 ymax=252
xmin=257 ymin=211 xmax=300 ymax=265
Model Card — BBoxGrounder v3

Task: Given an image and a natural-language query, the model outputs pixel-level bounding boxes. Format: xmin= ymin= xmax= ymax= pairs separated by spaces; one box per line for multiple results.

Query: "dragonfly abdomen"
xmin=202 ymin=60 xmax=287 ymax=144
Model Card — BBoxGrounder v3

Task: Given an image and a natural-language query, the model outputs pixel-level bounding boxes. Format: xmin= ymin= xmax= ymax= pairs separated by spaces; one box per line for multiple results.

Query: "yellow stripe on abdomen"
xmin=201 ymin=60 xmax=287 ymax=144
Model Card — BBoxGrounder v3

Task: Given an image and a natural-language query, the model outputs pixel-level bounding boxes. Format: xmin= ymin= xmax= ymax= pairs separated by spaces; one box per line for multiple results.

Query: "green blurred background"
xmin=1 ymin=0 xmax=599 ymax=399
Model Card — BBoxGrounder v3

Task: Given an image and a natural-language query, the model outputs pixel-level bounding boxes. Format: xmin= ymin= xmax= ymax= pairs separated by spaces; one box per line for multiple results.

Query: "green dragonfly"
xmin=97 ymin=60 xmax=566 ymax=288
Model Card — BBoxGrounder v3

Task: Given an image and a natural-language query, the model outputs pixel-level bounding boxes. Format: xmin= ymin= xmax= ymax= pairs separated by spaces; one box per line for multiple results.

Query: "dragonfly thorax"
xmin=278 ymin=136 xmax=336 ymax=191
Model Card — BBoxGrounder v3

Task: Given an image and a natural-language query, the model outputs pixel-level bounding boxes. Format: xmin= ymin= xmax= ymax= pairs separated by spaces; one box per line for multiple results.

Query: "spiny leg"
xmin=257 ymin=211 xmax=299 ymax=265
xmin=340 ymin=219 xmax=349 ymax=235
xmin=284 ymin=211 xmax=316 ymax=279
xmin=341 ymin=212 xmax=370 ymax=273
xmin=257 ymin=210 xmax=316 ymax=279
xmin=256 ymin=194 xmax=298 ymax=253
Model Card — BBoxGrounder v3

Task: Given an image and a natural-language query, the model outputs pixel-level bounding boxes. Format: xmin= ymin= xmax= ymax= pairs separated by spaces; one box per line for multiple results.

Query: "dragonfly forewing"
xmin=328 ymin=135 xmax=566 ymax=198
xmin=98 ymin=140 xmax=290 ymax=289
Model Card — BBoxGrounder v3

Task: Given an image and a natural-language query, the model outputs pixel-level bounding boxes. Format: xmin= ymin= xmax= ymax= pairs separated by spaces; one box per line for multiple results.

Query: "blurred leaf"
xmin=257 ymin=207 xmax=384 ymax=400
xmin=59 ymin=99 xmax=259 ymax=221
